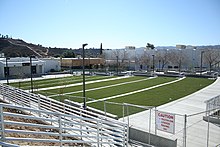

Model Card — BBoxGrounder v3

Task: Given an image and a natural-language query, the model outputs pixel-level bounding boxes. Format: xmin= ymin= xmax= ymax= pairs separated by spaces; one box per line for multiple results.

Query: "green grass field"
xmin=9 ymin=75 xmax=216 ymax=118
xmin=88 ymin=77 xmax=214 ymax=117
xmin=9 ymin=75 xmax=114 ymax=90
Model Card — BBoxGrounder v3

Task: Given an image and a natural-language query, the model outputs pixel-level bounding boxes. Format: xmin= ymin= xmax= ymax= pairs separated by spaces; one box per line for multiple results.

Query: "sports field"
xmin=10 ymin=75 xmax=215 ymax=117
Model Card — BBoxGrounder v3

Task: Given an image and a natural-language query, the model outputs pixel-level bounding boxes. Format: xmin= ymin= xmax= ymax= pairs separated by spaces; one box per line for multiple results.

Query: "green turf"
xmin=39 ymin=76 xmax=146 ymax=96
xmin=88 ymin=77 xmax=215 ymax=117
xmin=12 ymin=75 xmax=215 ymax=118
xmin=10 ymin=75 xmax=114 ymax=90
xmin=70 ymin=77 xmax=176 ymax=100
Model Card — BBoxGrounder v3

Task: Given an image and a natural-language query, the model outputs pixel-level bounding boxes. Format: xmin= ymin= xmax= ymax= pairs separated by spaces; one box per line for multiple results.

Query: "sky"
xmin=0 ymin=0 xmax=220 ymax=49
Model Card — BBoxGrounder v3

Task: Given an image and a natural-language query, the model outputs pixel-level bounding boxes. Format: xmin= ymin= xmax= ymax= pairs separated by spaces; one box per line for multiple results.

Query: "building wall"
xmin=0 ymin=62 xmax=4 ymax=79
xmin=0 ymin=57 xmax=45 ymax=79
xmin=60 ymin=58 xmax=104 ymax=68
xmin=41 ymin=58 xmax=61 ymax=73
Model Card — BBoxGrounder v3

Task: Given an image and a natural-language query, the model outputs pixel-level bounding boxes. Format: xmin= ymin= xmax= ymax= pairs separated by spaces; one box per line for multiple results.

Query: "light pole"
xmin=200 ymin=51 xmax=205 ymax=75
xmin=152 ymin=55 xmax=155 ymax=73
xmin=179 ymin=59 xmax=182 ymax=73
xmin=5 ymin=57 xmax=10 ymax=85
xmin=159 ymin=60 xmax=161 ymax=72
xmin=116 ymin=55 xmax=119 ymax=75
xmin=88 ymin=49 xmax=91 ymax=75
xmin=30 ymin=56 xmax=35 ymax=93
xmin=178 ymin=49 xmax=182 ymax=74
xmin=82 ymin=43 xmax=88 ymax=110
xmin=192 ymin=47 xmax=196 ymax=72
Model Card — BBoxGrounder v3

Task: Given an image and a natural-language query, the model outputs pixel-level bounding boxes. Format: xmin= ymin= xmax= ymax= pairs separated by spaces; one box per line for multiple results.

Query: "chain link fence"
xmin=31 ymin=90 xmax=220 ymax=147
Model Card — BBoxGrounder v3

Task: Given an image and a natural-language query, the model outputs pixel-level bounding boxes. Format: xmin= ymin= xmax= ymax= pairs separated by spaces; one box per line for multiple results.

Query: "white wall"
xmin=0 ymin=57 xmax=45 ymax=79
xmin=42 ymin=58 xmax=61 ymax=73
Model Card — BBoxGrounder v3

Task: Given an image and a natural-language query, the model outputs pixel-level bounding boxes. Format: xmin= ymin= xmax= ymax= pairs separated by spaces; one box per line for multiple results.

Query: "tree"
xmin=168 ymin=50 xmax=187 ymax=72
xmin=203 ymin=49 xmax=220 ymax=72
xmin=62 ymin=50 xmax=75 ymax=58
xmin=146 ymin=43 xmax=155 ymax=50
xmin=139 ymin=53 xmax=151 ymax=71
xmin=155 ymin=50 xmax=170 ymax=71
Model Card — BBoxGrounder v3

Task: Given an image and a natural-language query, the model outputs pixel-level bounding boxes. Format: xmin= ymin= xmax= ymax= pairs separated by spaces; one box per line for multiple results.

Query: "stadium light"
xmin=200 ymin=51 xmax=205 ymax=75
xmin=30 ymin=55 xmax=35 ymax=93
xmin=5 ymin=57 xmax=10 ymax=85
xmin=116 ymin=55 xmax=119 ymax=75
xmin=82 ymin=43 xmax=88 ymax=110
xmin=152 ymin=55 xmax=155 ymax=74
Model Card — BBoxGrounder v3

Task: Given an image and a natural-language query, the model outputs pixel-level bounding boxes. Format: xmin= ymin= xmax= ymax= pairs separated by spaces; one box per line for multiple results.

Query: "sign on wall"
xmin=156 ymin=111 xmax=175 ymax=134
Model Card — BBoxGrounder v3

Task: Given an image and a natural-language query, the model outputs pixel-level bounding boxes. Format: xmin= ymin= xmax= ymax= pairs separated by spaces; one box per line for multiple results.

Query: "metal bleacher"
xmin=0 ymin=83 xmax=128 ymax=146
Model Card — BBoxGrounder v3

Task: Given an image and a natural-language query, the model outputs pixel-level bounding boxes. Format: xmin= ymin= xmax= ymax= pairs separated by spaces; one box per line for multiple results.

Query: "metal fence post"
xmin=206 ymin=102 xmax=208 ymax=116
xmin=126 ymin=104 xmax=130 ymax=143
xmin=50 ymin=99 xmax=52 ymax=125
xmin=155 ymin=107 xmax=157 ymax=135
xmin=123 ymin=103 xmax=125 ymax=122
xmin=126 ymin=104 xmax=129 ymax=127
xmin=37 ymin=95 xmax=41 ymax=117
xmin=80 ymin=109 xmax=83 ymax=140
xmin=58 ymin=114 xmax=63 ymax=147
xmin=28 ymin=92 xmax=31 ymax=108
xmin=123 ymin=123 xmax=126 ymax=146
xmin=104 ymin=100 xmax=106 ymax=116
xmin=206 ymin=110 xmax=210 ymax=147
xmin=183 ymin=114 xmax=187 ymax=147
xmin=0 ymin=105 xmax=5 ymax=141
xmin=148 ymin=108 xmax=151 ymax=145
xmin=97 ymin=119 xmax=100 ymax=147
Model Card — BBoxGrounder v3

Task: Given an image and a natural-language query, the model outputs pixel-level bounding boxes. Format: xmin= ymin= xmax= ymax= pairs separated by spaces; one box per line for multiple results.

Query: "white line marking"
xmin=86 ymin=77 xmax=186 ymax=104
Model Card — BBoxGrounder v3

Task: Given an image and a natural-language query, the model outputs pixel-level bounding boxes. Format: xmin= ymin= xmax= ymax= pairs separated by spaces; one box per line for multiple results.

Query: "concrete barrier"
xmin=129 ymin=127 xmax=177 ymax=147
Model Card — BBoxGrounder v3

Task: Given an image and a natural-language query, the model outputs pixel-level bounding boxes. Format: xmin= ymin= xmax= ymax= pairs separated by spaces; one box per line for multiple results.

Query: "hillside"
xmin=0 ymin=38 xmax=102 ymax=58
xmin=0 ymin=38 xmax=72 ymax=57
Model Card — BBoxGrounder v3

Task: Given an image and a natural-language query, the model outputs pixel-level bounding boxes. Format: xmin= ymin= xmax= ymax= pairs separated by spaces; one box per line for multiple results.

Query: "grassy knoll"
xmin=88 ymin=77 xmax=215 ymax=117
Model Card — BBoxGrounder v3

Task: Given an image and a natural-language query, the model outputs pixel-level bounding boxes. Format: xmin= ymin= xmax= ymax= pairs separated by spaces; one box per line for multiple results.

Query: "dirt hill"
xmin=0 ymin=38 xmax=71 ymax=58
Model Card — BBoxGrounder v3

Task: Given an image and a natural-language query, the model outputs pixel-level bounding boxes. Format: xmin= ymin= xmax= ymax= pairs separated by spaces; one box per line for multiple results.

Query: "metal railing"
xmin=205 ymin=95 xmax=220 ymax=118
xmin=0 ymin=83 xmax=128 ymax=146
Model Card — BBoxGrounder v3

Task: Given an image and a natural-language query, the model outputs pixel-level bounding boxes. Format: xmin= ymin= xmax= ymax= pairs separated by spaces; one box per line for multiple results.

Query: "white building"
xmin=41 ymin=58 xmax=61 ymax=73
xmin=0 ymin=57 xmax=45 ymax=79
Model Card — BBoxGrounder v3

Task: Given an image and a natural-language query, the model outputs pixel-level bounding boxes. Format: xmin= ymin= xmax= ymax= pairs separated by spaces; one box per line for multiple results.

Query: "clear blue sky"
xmin=0 ymin=0 xmax=220 ymax=49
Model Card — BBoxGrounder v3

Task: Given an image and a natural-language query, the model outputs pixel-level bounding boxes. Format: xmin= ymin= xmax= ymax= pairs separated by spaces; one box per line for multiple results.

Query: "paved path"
xmin=87 ymin=77 xmax=185 ymax=104
xmin=121 ymin=77 xmax=220 ymax=147
xmin=0 ymin=74 xmax=73 ymax=84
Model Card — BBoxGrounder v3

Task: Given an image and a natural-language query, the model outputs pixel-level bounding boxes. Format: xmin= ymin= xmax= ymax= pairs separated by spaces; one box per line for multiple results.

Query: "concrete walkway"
xmin=0 ymin=74 xmax=73 ymax=84
xmin=121 ymin=78 xmax=220 ymax=147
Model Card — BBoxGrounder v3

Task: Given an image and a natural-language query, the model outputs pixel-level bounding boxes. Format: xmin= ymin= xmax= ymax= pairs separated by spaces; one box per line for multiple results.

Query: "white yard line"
xmin=36 ymin=76 xmax=130 ymax=91
xmin=86 ymin=77 xmax=186 ymax=104
xmin=49 ymin=77 xmax=156 ymax=97
xmin=27 ymin=76 xmax=106 ymax=89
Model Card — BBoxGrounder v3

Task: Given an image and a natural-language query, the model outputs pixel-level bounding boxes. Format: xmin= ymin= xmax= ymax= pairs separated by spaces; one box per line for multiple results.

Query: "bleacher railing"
xmin=0 ymin=83 xmax=128 ymax=146
xmin=205 ymin=95 xmax=220 ymax=118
